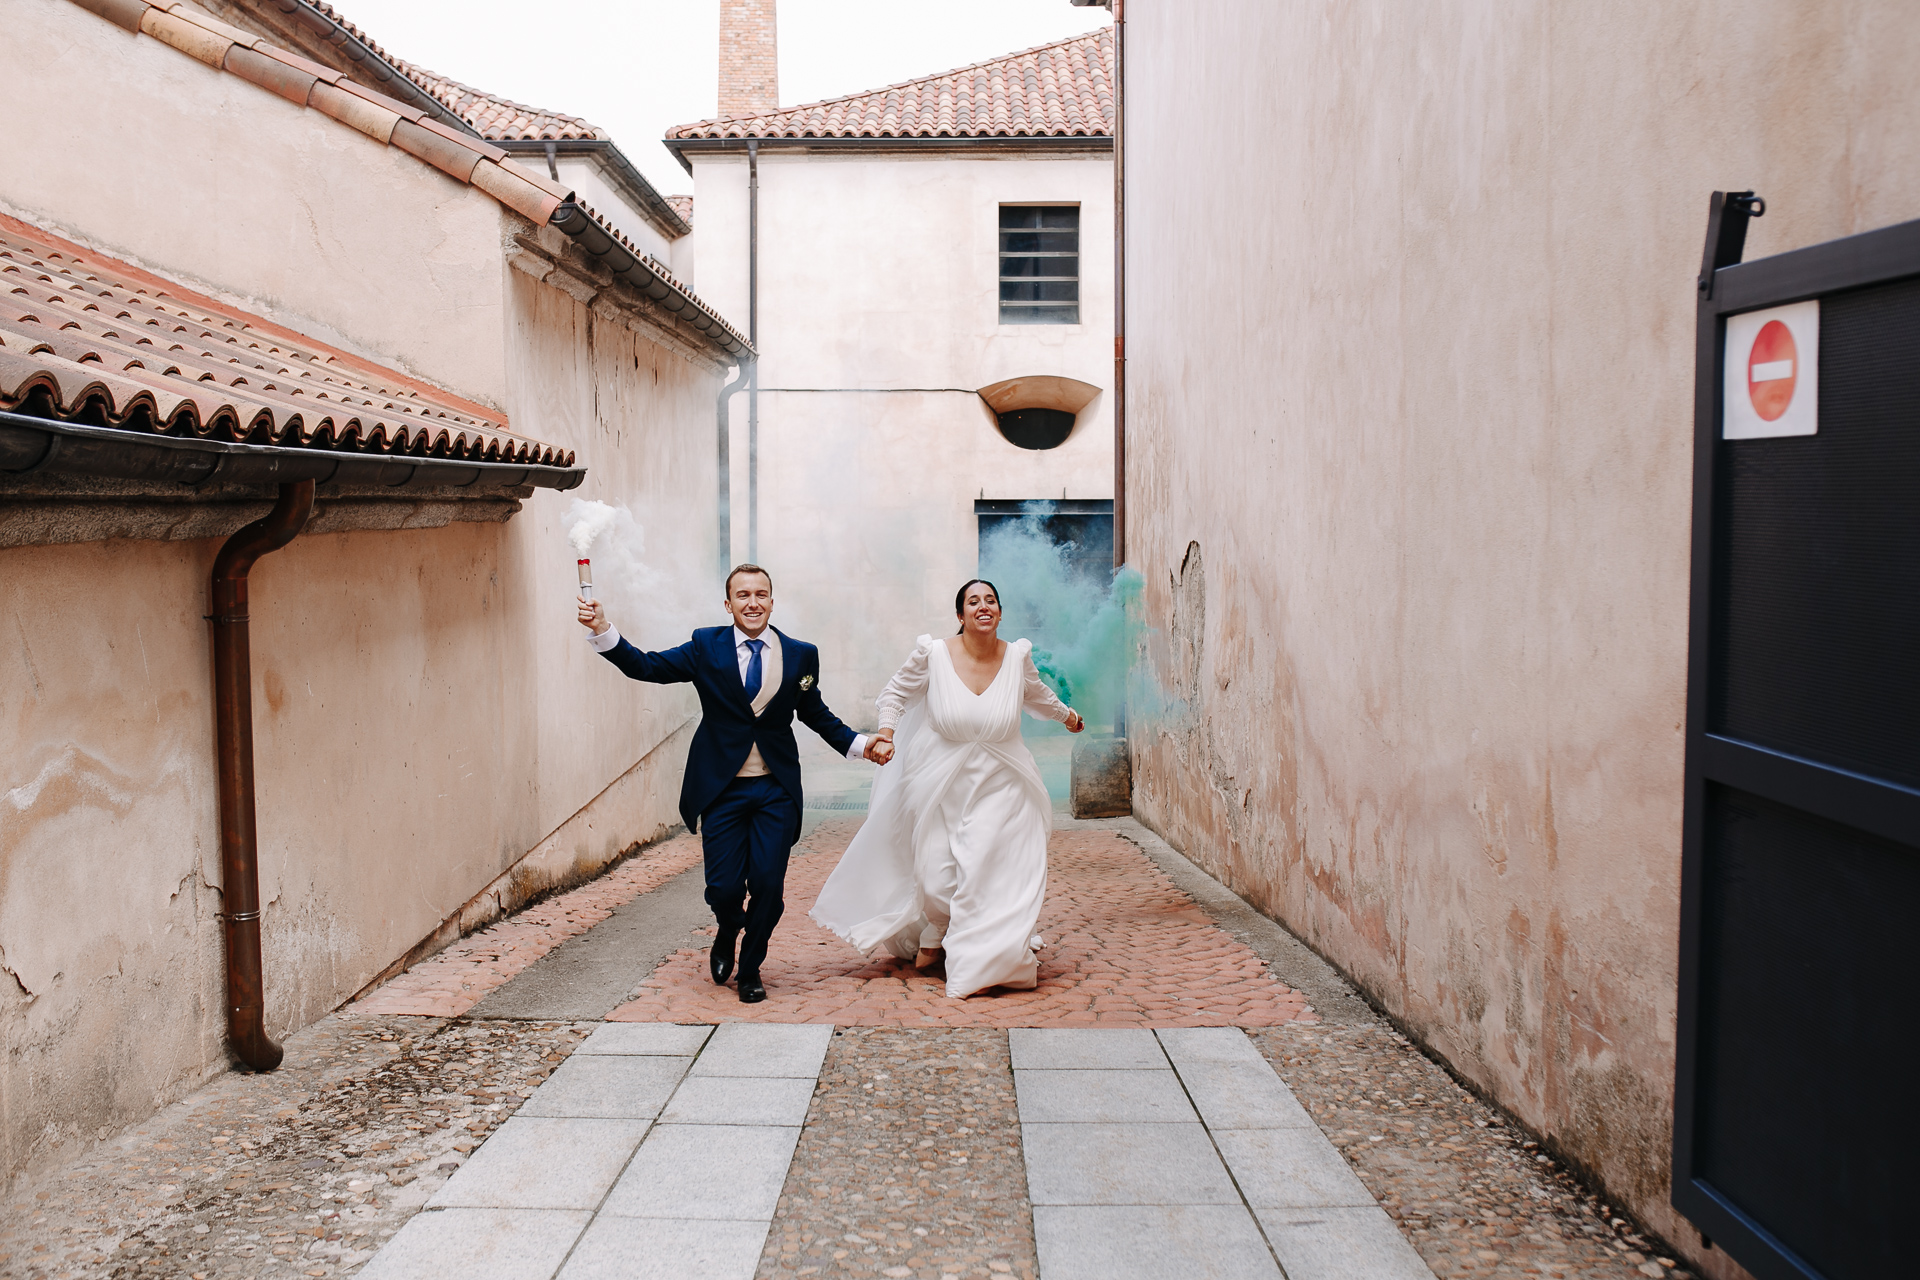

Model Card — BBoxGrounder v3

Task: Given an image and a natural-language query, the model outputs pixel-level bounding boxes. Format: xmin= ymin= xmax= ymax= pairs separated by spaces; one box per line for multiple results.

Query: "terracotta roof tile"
xmin=292 ymin=1 xmax=604 ymax=141
xmin=0 ymin=216 xmax=574 ymax=469
xmin=399 ymin=63 xmax=606 ymax=143
xmin=668 ymin=28 xmax=1113 ymax=141
xmin=665 ymin=195 xmax=694 ymax=228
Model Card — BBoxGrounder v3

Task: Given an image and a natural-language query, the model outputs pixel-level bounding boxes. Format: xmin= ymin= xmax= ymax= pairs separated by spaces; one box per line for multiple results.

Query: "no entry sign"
xmin=1724 ymin=299 xmax=1819 ymax=439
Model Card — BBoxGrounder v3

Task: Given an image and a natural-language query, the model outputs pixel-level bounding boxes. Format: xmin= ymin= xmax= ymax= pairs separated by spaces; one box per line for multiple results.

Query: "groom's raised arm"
xmin=578 ymin=599 xmax=698 ymax=684
xmin=599 ymin=632 xmax=699 ymax=684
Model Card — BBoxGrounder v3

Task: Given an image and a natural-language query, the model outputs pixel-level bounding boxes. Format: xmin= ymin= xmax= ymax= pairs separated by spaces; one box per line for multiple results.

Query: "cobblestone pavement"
xmin=756 ymin=1027 xmax=1036 ymax=1280
xmin=610 ymin=823 xmax=1313 ymax=1029
xmin=1253 ymin=1022 xmax=1693 ymax=1280
xmin=352 ymin=837 xmax=705 ymax=1018
xmin=7 ymin=816 xmax=1701 ymax=1280
xmin=0 ymin=1017 xmax=589 ymax=1280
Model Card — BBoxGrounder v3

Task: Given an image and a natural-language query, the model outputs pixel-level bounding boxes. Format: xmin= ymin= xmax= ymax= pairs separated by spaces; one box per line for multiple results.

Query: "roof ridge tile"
xmin=668 ymin=26 xmax=1113 ymax=142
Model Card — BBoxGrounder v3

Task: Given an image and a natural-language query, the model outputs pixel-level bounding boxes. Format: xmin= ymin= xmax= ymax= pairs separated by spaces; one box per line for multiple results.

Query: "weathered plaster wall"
xmin=0 ymin=528 xmax=514 ymax=1181
xmin=690 ymin=150 xmax=1114 ymax=708
xmin=0 ymin=278 xmax=716 ymax=1188
xmin=501 ymin=267 xmax=715 ymax=850
xmin=1122 ymin=2 xmax=1920 ymax=1275
xmin=0 ymin=0 xmax=510 ymax=406
xmin=0 ymin=2 xmax=722 ymax=1189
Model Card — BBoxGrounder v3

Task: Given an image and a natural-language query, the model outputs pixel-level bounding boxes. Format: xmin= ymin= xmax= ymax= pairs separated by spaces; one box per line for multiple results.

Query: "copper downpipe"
xmin=209 ymin=480 xmax=314 ymax=1071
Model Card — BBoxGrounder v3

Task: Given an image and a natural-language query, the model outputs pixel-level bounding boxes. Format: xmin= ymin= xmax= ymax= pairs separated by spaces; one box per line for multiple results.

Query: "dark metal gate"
xmin=1673 ymin=196 xmax=1920 ymax=1280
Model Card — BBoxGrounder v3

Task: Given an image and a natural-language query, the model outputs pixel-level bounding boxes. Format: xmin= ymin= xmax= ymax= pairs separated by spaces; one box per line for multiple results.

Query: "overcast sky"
xmin=330 ymin=0 xmax=1112 ymax=196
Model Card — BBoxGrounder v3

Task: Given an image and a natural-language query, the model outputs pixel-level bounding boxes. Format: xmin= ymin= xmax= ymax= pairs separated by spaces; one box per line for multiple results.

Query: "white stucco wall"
xmin=1121 ymin=3 xmax=1920 ymax=1277
xmin=0 ymin=0 xmax=721 ymax=1189
xmin=688 ymin=148 xmax=1114 ymax=711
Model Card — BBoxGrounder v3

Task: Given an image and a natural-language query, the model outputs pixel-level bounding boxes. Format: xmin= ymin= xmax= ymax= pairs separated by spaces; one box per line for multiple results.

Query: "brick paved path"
xmin=608 ymin=822 xmax=1313 ymax=1029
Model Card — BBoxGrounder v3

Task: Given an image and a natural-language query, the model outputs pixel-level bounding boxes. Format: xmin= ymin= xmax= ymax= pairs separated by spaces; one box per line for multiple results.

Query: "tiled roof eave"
xmin=493 ymin=139 xmax=692 ymax=240
xmin=544 ymin=203 xmax=751 ymax=361
xmin=0 ymin=214 xmax=583 ymax=484
xmin=670 ymin=132 xmax=1113 ymax=148
xmin=0 ymin=409 xmax=583 ymax=491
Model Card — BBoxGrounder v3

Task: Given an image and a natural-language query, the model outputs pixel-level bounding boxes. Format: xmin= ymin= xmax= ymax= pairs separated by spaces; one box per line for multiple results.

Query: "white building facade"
xmin=668 ymin=26 xmax=1116 ymax=717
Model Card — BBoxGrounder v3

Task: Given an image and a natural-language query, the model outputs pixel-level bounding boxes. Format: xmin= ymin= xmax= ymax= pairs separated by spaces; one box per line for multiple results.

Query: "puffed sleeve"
xmin=1021 ymin=647 xmax=1073 ymax=722
xmin=876 ymin=635 xmax=935 ymax=730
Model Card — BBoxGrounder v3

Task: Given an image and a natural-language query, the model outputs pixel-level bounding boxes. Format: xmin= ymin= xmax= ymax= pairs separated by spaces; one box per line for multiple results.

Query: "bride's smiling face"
xmin=959 ymin=584 xmax=1002 ymax=637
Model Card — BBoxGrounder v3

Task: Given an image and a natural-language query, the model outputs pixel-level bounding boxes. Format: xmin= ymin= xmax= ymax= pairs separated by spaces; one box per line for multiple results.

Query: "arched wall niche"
xmin=977 ymin=375 xmax=1102 ymax=451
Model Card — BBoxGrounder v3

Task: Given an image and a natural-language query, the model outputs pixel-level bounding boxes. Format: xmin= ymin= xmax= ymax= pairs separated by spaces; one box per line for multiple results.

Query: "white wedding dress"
xmin=811 ymin=634 xmax=1073 ymax=998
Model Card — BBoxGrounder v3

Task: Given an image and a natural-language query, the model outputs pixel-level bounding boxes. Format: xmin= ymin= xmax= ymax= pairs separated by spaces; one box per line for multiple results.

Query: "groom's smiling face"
xmin=724 ymin=571 xmax=774 ymax=637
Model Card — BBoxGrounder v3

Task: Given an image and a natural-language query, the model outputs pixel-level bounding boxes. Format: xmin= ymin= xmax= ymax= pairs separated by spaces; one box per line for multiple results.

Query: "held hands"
xmin=865 ymin=728 xmax=896 ymax=766
xmin=1065 ymin=709 xmax=1086 ymax=734
xmin=577 ymin=596 xmax=610 ymax=635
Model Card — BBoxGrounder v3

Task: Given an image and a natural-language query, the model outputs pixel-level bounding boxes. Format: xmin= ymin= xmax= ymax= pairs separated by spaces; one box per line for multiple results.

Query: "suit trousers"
xmin=699 ymin=773 xmax=800 ymax=980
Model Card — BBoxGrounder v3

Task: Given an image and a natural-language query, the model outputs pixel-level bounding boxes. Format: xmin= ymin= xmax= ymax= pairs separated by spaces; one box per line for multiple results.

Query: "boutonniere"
xmin=799 ymin=674 xmax=815 ymax=691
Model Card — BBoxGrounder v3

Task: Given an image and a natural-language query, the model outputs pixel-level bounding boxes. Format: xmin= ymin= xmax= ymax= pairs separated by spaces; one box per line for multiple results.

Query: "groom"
xmin=577 ymin=564 xmax=887 ymax=1002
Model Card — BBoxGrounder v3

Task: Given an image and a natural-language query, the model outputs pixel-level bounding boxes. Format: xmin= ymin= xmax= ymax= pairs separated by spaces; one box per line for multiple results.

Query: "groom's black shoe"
xmin=737 ymin=973 xmax=767 ymax=1004
xmin=710 ymin=927 xmax=739 ymax=985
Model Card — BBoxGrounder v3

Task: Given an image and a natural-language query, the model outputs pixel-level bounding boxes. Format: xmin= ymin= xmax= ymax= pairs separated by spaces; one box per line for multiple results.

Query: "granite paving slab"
xmin=574 ymin=1022 xmax=714 ymax=1056
xmin=1013 ymin=1067 xmax=1196 ymax=1124
xmin=356 ymin=1206 xmax=592 ymax=1280
xmin=427 ymin=1117 xmax=650 ymax=1211
xmin=661 ymin=1075 xmax=818 ymax=1126
xmin=514 ymin=1052 xmax=691 ymax=1120
xmin=1170 ymin=1058 xmax=1316 ymax=1129
xmin=1010 ymin=1026 xmax=1167 ymax=1070
xmin=1031 ymin=1204 xmax=1284 ymax=1280
xmin=1213 ymin=1127 xmax=1378 ymax=1209
xmin=1256 ymin=1205 xmax=1440 ymax=1280
xmin=1021 ymin=1121 xmax=1241 ymax=1206
xmin=599 ymin=1123 xmax=804 ymax=1221
xmin=559 ymin=1215 xmax=774 ymax=1280
xmin=690 ymin=1023 xmax=835 ymax=1078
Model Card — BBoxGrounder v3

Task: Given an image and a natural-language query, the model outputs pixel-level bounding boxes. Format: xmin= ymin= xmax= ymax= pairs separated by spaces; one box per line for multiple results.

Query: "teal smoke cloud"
xmin=978 ymin=505 xmax=1143 ymax=731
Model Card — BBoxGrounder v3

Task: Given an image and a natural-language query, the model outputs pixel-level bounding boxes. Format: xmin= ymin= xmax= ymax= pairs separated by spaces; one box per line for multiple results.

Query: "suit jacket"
xmin=598 ymin=625 xmax=858 ymax=840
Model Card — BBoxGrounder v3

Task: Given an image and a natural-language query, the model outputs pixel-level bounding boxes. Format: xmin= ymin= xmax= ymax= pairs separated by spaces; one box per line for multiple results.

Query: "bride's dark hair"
xmin=954 ymin=578 xmax=1001 ymax=634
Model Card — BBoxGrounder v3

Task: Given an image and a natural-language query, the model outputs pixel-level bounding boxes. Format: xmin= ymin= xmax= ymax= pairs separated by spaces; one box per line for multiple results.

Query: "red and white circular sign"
xmin=1747 ymin=319 xmax=1797 ymax=422
xmin=1724 ymin=300 xmax=1819 ymax=439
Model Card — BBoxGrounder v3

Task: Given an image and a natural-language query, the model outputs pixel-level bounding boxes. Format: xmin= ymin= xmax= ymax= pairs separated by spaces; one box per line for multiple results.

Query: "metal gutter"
xmin=549 ymin=203 xmax=754 ymax=359
xmin=210 ymin=479 xmax=314 ymax=1072
xmin=747 ymin=139 xmax=760 ymax=562
xmin=716 ymin=363 xmax=749 ymax=579
xmin=663 ymin=133 xmax=1112 ymax=174
xmin=496 ymin=139 xmax=691 ymax=241
xmin=263 ymin=0 xmax=482 ymax=137
xmin=0 ymin=412 xmax=586 ymax=491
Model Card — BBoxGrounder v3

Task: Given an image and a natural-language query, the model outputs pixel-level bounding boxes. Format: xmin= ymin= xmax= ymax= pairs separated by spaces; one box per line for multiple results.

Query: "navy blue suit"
xmin=598 ymin=625 xmax=858 ymax=979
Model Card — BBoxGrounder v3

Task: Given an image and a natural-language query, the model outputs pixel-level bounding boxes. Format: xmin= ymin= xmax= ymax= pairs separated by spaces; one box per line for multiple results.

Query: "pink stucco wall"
xmin=1121 ymin=3 xmax=1920 ymax=1276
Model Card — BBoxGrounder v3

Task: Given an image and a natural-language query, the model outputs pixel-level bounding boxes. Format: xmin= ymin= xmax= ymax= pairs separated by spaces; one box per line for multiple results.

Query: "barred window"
xmin=999 ymin=205 xmax=1079 ymax=325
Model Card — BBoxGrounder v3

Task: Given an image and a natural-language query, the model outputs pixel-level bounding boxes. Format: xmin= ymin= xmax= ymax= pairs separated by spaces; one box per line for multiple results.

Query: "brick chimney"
xmin=718 ymin=0 xmax=778 ymax=117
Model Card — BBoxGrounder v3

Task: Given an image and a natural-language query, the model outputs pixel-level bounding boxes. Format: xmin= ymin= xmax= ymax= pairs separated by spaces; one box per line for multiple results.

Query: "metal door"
xmin=1673 ymin=196 xmax=1920 ymax=1280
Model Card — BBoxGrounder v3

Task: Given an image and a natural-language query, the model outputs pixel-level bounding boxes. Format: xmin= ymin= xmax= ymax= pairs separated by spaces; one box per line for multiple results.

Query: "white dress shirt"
xmin=588 ymin=623 xmax=868 ymax=770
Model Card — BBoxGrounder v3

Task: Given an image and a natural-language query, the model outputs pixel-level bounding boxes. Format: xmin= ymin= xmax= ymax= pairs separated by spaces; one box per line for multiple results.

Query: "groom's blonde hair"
xmin=726 ymin=563 xmax=773 ymax=594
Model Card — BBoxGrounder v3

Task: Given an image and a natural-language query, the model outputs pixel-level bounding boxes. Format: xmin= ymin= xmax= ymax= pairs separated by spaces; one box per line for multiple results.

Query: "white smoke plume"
xmin=563 ymin=498 xmax=708 ymax=651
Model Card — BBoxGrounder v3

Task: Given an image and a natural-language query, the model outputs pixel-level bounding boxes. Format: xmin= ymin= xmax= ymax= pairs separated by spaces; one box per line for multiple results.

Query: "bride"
xmin=811 ymin=579 xmax=1084 ymax=998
